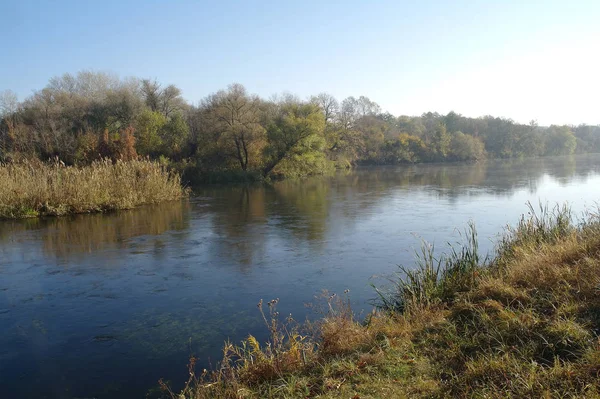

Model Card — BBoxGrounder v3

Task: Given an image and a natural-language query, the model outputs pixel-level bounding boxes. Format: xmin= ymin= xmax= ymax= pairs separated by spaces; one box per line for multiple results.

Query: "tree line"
xmin=1 ymin=71 xmax=597 ymax=181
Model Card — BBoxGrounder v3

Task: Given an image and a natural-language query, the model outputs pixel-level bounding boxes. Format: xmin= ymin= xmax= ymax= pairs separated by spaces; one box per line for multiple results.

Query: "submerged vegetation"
xmin=159 ymin=204 xmax=600 ymax=398
xmin=1 ymin=71 xmax=599 ymax=184
xmin=0 ymin=159 xmax=186 ymax=219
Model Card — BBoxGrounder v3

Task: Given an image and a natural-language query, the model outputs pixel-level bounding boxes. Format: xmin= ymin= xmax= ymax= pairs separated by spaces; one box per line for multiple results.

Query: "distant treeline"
xmin=1 ymin=71 xmax=598 ymax=181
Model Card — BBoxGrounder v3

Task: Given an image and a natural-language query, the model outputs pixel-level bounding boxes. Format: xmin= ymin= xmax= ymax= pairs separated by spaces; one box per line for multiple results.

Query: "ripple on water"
xmin=136 ymin=270 xmax=156 ymax=276
xmin=2 ymin=156 xmax=600 ymax=399
xmin=92 ymin=335 xmax=118 ymax=342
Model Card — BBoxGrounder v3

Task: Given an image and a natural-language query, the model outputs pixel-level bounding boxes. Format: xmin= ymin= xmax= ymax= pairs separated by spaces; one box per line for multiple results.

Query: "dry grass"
xmin=158 ymin=204 xmax=600 ymax=399
xmin=0 ymin=158 xmax=187 ymax=219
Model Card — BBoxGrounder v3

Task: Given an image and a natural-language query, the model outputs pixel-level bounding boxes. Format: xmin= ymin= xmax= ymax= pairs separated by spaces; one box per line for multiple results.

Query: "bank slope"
xmin=160 ymin=205 xmax=600 ymax=399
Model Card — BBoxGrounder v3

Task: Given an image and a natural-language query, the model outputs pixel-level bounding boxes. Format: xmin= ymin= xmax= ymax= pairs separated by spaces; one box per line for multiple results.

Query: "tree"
xmin=353 ymin=115 xmax=387 ymax=162
xmin=0 ymin=90 xmax=19 ymax=118
xmin=141 ymin=79 xmax=186 ymax=117
xmin=134 ymin=109 xmax=166 ymax=156
xmin=118 ymin=126 xmax=138 ymax=161
xmin=47 ymin=70 xmax=120 ymax=101
xmin=545 ymin=126 xmax=577 ymax=156
xmin=202 ymin=84 xmax=266 ymax=171
xmin=397 ymin=115 xmax=425 ymax=137
xmin=433 ymin=123 xmax=451 ymax=160
xmin=262 ymin=101 xmax=326 ymax=177
xmin=356 ymin=96 xmax=381 ymax=117
xmin=97 ymin=87 xmax=144 ymax=133
xmin=480 ymin=116 xmax=517 ymax=158
xmin=141 ymin=79 xmax=161 ymax=112
xmin=574 ymin=124 xmax=600 ymax=153
xmin=382 ymin=133 xmax=426 ymax=163
xmin=514 ymin=120 xmax=544 ymax=157
xmin=449 ymin=131 xmax=485 ymax=161
xmin=0 ymin=90 xmax=19 ymax=160
xmin=310 ymin=93 xmax=339 ymax=125
xmin=326 ymin=96 xmax=383 ymax=163
xmin=160 ymin=84 xmax=186 ymax=117
xmin=444 ymin=111 xmax=463 ymax=133
xmin=160 ymin=111 xmax=189 ymax=158
xmin=420 ymin=112 xmax=443 ymax=142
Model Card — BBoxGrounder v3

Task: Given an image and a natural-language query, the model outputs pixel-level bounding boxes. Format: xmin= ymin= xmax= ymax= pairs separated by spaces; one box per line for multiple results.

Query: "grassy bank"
xmin=0 ymin=159 xmax=187 ymax=219
xmin=159 ymin=204 xmax=600 ymax=398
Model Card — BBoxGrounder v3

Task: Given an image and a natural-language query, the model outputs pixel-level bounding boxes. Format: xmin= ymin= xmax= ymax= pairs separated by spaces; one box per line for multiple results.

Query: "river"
xmin=1 ymin=154 xmax=600 ymax=398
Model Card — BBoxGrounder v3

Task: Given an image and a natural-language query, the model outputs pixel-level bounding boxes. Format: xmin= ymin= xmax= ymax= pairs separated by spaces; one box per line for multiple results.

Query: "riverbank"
xmin=0 ymin=159 xmax=187 ymax=219
xmin=161 ymin=204 xmax=600 ymax=398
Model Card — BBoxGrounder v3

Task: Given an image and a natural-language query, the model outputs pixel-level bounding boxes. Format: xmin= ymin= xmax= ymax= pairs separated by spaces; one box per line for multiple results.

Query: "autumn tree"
xmin=449 ymin=131 xmax=485 ymax=161
xmin=310 ymin=93 xmax=339 ymax=126
xmin=202 ymin=84 xmax=266 ymax=171
xmin=141 ymin=79 xmax=186 ymax=117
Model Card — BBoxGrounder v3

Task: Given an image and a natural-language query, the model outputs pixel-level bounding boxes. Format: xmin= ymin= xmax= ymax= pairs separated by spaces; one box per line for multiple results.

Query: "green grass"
xmin=159 ymin=203 xmax=600 ymax=399
xmin=0 ymin=159 xmax=187 ymax=219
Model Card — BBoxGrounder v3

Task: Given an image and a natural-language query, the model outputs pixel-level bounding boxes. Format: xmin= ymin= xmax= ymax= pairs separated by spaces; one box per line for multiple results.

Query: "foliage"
xmin=135 ymin=109 xmax=167 ymax=156
xmin=263 ymin=102 xmax=326 ymax=177
xmin=449 ymin=131 xmax=486 ymax=161
xmin=2 ymin=71 xmax=599 ymax=183
xmin=381 ymin=133 xmax=426 ymax=163
xmin=159 ymin=111 xmax=189 ymax=159
xmin=199 ymin=84 xmax=266 ymax=171
xmin=433 ymin=123 xmax=451 ymax=159
xmin=545 ymin=125 xmax=577 ymax=156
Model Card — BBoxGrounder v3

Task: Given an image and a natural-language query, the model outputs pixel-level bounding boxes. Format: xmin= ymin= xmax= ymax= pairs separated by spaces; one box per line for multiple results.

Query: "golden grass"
xmin=0 ymin=159 xmax=187 ymax=219
xmin=158 ymin=205 xmax=600 ymax=399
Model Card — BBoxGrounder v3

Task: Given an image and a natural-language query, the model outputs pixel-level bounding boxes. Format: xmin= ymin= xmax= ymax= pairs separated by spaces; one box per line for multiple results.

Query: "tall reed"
xmin=0 ymin=159 xmax=187 ymax=219
xmin=373 ymin=221 xmax=481 ymax=313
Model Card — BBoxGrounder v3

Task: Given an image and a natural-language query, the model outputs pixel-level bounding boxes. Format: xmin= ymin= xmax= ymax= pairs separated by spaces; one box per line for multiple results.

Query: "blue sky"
xmin=1 ymin=0 xmax=599 ymax=125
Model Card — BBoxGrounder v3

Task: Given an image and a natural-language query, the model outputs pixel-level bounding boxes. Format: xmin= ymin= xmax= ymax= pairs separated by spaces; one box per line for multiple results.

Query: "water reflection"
xmin=1 ymin=154 xmax=600 ymax=399
xmin=2 ymin=155 xmax=597 ymax=264
xmin=0 ymin=200 xmax=190 ymax=261
xmin=198 ymin=154 xmax=600 ymax=250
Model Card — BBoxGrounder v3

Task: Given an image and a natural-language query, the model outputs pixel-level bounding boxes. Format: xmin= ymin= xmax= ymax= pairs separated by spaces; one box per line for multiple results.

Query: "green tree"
xmin=262 ymin=102 xmax=326 ymax=177
xmin=545 ymin=126 xmax=577 ymax=156
xmin=134 ymin=109 xmax=166 ymax=156
xmin=433 ymin=123 xmax=451 ymax=160
xmin=382 ymin=133 xmax=426 ymax=163
xmin=481 ymin=116 xmax=517 ymax=158
xmin=514 ymin=120 xmax=545 ymax=157
xmin=160 ymin=112 xmax=189 ymax=159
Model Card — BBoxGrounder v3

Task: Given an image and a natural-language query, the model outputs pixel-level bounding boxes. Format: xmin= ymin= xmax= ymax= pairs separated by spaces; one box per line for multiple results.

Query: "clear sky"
xmin=1 ymin=0 xmax=599 ymax=125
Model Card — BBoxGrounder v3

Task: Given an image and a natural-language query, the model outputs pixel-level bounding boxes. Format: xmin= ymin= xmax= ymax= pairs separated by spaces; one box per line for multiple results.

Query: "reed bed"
xmin=0 ymin=159 xmax=187 ymax=219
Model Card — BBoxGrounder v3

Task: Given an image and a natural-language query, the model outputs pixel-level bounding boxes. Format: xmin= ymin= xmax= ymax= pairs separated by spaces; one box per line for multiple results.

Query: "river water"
xmin=1 ymin=154 xmax=600 ymax=398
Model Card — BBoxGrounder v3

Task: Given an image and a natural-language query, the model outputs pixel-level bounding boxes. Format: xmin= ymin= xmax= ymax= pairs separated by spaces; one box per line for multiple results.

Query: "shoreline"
xmin=161 ymin=204 xmax=600 ymax=398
